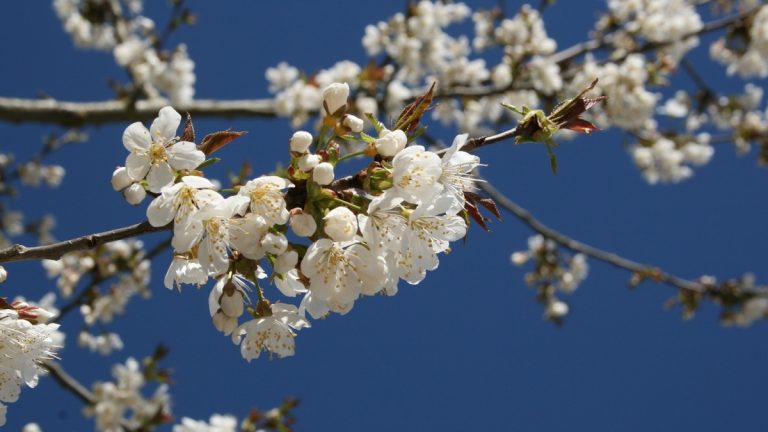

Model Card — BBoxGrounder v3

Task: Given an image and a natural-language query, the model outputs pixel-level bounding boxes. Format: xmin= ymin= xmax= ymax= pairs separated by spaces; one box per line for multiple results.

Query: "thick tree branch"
xmin=477 ymin=179 xmax=706 ymax=293
xmin=0 ymin=221 xmax=170 ymax=264
xmin=0 ymin=98 xmax=277 ymax=127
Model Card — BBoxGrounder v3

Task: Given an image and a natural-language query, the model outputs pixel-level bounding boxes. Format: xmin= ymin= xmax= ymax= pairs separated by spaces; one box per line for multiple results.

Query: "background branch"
xmin=477 ymin=179 xmax=706 ymax=293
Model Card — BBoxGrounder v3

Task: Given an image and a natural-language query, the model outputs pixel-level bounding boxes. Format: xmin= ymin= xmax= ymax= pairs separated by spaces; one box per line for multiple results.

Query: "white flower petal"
xmin=146 ymin=162 xmax=175 ymax=193
xmin=122 ymin=122 xmax=151 ymax=152
xmin=125 ymin=152 xmax=150 ymax=181
xmin=150 ymin=106 xmax=182 ymax=141
xmin=168 ymin=141 xmax=205 ymax=170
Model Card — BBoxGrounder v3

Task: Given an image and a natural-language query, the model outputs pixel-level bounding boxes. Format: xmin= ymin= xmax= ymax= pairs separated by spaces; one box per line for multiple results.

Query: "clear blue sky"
xmin=2 ymin=1 xmax=767 ymax=431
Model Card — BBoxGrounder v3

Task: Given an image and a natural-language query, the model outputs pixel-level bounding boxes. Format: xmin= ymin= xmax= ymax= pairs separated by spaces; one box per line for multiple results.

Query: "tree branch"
xmin=477 ymin=179 xmax=706 ymax=293
xmin=0 ymin=221 xmax=170 ymax=264
xmin=0 ymin=98 xmax=277 ymax=127
xmin=43 ymin=360 xmax=95 ymax=405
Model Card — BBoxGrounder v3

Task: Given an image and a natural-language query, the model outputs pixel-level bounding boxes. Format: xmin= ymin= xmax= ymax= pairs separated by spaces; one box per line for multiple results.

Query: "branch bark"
xmin=0 ymin=98 xmax=277 ymax=127
xmin=477 ymin=179 xmax=706 ymax=293
xmin=0 ymin=221 xmax=169 ymax=264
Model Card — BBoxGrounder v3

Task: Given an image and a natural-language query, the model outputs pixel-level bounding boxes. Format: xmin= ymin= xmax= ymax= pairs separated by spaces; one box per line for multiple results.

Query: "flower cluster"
xmin=54 ymin=0 xmax=196 ymax=103
xmin=0 ymin=299 xmax=61 ymax=426
xmin=630 ymin=133 xmax=714 ymax=184
xmin=117 ymin=82 xmax=482 ymax=360
xmin=711 ymin=5 xmax=768 ymax=78
xmin=84 ymin=356 xmax=171 ymax=431
xmin=511 ymin=235 xmax=589 ymax=322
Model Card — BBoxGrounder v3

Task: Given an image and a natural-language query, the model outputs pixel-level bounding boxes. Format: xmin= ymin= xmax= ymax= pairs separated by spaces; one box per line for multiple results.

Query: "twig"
xmin=477 ymin=179 xmax=706 ymax=293
xmin=55 ymin=236 xmax=172 ymax=322
xmin=43 ymin=360 xmax=95 ymax=405
xmin=44 ymin=360 xmax=134 ymax=431
xmin=0 ymin=222 xmax=170 ymax=264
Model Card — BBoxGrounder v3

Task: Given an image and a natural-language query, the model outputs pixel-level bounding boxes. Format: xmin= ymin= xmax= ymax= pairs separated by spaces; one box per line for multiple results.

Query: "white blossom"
xmin=123 ymin=107 xmax=205 ymax=193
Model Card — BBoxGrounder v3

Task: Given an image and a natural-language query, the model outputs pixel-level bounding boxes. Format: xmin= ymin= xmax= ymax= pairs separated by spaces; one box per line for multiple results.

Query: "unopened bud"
xmin=290 ymin=209 xmax=317 ymax=237
xmin=342 ymin=114 xmax=364 ymax=133
xmin=298 ymin=154 xmax=321 ymax=172
xmin=323 ymin=206 xmax=357 ymax=242
xmin=220 ymin=289 xmax=244 ymax=318
xmin=212 ymin=311 xmax=238 ymax=335
xmin=261 ymin=232 xmax=288 ymax=255
xmin=124 ymin=183 xmax=147 ymax=205
xmin=322 ymin=82 xmax=350 ymax=115
xmin=375 ymin=129 xmax=407 ymax=157
xmin=290 ymin=131 xmax=313 ymax=153
xmin=546 ymin=300 xmax=569 ymax=319
xmin=510 ymin=251 xmax=529 ymax=266
xmin=111 ymin=166 xmax=131 ymax=191
xmin=313 ymin=162 xmax=335 ymax=185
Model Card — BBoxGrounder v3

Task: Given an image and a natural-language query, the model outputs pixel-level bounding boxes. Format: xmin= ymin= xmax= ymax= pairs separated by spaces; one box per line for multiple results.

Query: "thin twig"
xmin=43 ymin=360 xmax=94 ymax=405
xmin=477 ymin=179 xmax=706 ymax=293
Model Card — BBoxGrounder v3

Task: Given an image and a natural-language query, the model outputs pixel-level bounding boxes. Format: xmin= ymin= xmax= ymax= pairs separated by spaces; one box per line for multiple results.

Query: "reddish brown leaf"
xmin=394 ymin=82 xmax=436 ymax=133
xmin=563 ymin=118 xmax=600 ymax=135
xmin=181 ymin=113 xmax=195 ymax=142
xmin=199 ymin=130 xmax=247 ymax=155
xmin=465 ymin=202 xmax=490 ymax=231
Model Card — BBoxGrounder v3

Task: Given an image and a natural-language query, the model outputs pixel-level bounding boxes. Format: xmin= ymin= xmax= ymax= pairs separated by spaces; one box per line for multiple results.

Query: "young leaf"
xmin=199 ymin=130 xmax=247 ymax=155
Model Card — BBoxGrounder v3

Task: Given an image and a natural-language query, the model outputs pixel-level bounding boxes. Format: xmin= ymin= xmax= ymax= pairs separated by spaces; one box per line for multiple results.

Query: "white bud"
xmin=313 ymin=162 xmax=335 ymax=185
xmin=212 ymin=311 xmax=238 ymax=335
xmin=546 ymin=300 xmax=569 ymax=319
xmin=343 ymin=114 xmax=364 ymax=133
xmin=290 ymin=131 xmax=313 ymax=153
xmin=290 ymin=209 xmax=317 ymax=237
xmin=298 ymin=154 xmax=321 ymax=172
xmin=0 ymin=266 xmax=6 ymax=283
xmin=375 ymin=129 xmax=407 ymax=157
xmin=220 ymin=290 xmax=244 ymax=318
xmin=111 ymin=166 xmax=131 ymax=191
xmin=275 ymin=250 xmax=299 ymax=274
xmin=322 ymin=82 xmax=350 ymax=115
xmin=124 ymin=183 xmax=147 ymax=205
xmin=260 ymin=232 xmax=288 ymax=255
xmin=323 ymin=206 xmax=357 ymax=242
xmin=510 ymin=251 xmax=529 ymax=266
xmin=43 ymin=165 xmax=66 ymax=187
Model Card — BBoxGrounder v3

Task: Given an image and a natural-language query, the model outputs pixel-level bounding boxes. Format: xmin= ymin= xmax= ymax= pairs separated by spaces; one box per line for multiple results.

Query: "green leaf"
xmin=196 ymin=157 xmax=221 ymax=170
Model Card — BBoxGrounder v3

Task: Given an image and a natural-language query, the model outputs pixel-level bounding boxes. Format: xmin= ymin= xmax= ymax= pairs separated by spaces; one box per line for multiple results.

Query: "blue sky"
xmin=1 ymin=1 xmax=767 ymax=431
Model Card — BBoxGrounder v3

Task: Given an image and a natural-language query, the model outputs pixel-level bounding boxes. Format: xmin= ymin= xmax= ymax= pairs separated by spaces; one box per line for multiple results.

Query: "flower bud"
xmin=124 ymin=183 xmax=147 ymax=205
xmin=220 ymin=290 xmax=244 ymax=318
xmin=322 ymin=82 xmax=350 ymax=115
xmin=546 ymin=300 xmax=569 ymax=319
xmin=0 ymin=266 xmax=6 ymax=283
xmin=260 ymin=232 xmax=288 ymax=255
xmin=375 ymin=129 xmax=407 ymax=157
xmin=298 ymin=154 xmax=321 ymax=172
xmin=290 ymin=131 xmax=313 ymax=153
xmin=212 ymin=311 xmax=238 ymax=335
xmin=111 ymin=166 xmax=131 ymax=191
xmin=342 ymin=114 xmax=364 ymax=133
xmin=275 ymin=250 xmax=299 ymax=274
xmin=313 ymin=162 xmax=335 ymax=185
xmin=510 ymin=251 xmax=529 ymax=266
xmin=290 ymin=209 xmax=317 ymax=237
xmin=323 ymin=206 xmax=357 ymax=242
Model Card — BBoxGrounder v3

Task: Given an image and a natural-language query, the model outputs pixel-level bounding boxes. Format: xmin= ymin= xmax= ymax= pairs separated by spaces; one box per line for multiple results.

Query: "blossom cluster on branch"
xmin=0 ymin=0 xmax=767 ymax=429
